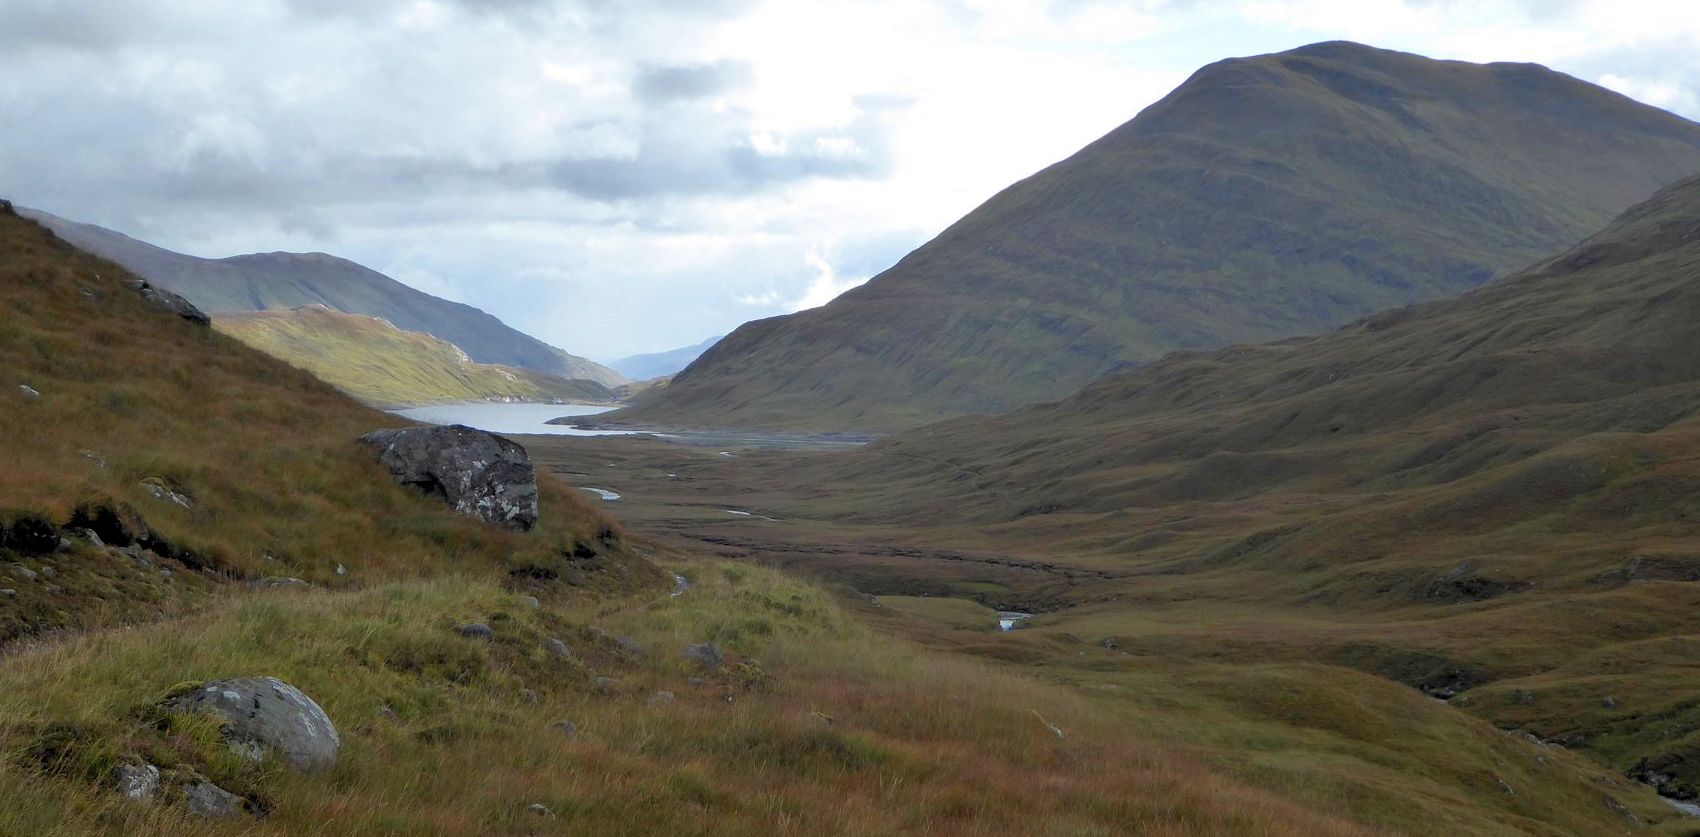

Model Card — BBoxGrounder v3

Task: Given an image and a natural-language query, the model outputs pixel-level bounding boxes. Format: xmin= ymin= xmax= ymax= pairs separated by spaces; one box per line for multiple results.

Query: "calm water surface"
xmin=392 ymin=403 xmax=638 ymax=437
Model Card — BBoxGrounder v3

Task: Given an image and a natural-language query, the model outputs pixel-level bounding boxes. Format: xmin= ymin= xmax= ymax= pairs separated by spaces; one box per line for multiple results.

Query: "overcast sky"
xmin=3 ymin=0 xmax=1698 ymax=359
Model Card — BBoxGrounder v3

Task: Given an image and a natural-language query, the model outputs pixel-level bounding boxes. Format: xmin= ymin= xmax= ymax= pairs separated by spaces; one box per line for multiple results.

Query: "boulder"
xmin=456 ymin=622 xmax=495 ymax=640
xmin=167 ymin=677 xmax=341 ymax=772
xmin=552 ymin=719 xmax=579 ymax=739
xmin=18 ymin=385 xmax=39 ymax=400
xmin=543 ymin=638 xmax=572 ymax=659
xmin=113 ymin=763 xmax=160 ymax=801
xmin=125 ymin=278 xmax=210 ymax=326
xmin=183 ymin=780 xmax=243 ymax=818
xmin=358 ymin=425 xmax=538 ymax=531
xmin=517 ymin=595 xmax=540 ymax=609
xmin=683 ymin=642 xmax=724 ymax=671
xmin=647 ymin=690 xmax=676 ymax=706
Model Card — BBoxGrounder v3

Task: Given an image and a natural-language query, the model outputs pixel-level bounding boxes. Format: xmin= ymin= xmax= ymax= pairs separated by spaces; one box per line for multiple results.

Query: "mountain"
xmin=0 ymin=201 xmax=1400 ymax=836
xmin=607 ymin=335 xmax=723 ymax=381
xmin=214 ymin=305 xmax=619 ymax=407
xmin=17 ymin=207 xmax=626 ymax=387
xmin=686 ymin=173 xmax=1700 ymax=801
xmin=610 ymin=41 xmax=1700 ymax=432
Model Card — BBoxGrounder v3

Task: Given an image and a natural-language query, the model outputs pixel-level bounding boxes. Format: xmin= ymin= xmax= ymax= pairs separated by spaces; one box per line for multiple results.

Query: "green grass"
xmin=214 ymin=306 xmax=617 ymax=408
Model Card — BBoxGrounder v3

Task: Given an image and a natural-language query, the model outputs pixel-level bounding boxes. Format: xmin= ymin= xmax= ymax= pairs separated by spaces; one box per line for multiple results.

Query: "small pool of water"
xmin=997 ymin=611 xmax=1033 ymax=631
xmin=393 ymin=403 xmax=639 ymax=436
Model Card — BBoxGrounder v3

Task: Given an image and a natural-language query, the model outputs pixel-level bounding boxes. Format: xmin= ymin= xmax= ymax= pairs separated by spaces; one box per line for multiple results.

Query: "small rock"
xmin=687 ymin=677 xmax=707 ymax=688
xmin=10 ymin=564 xmax=37 ymax=582
xmin=166 ymin=677 xmax=341 ymax=772
xmin=37 ymin=565 xmax=54 ymax=579
xmin=682 ymin=642 xmax=724 ymax=671
xmin=335 ymin=563 xmax=347 ymax=576
xmin=18 ymin=385 xmax=39 ymax=400
xmin=138 ymin=478 xmax=193 ymax=509
xmin=552 ymin=719 xmax=579 ymax=739
xmin=519 ymin=689 xmax=539 ymax=704
xmin=647 ymin=690 xmax=676 ymax=706
xmin=456 ymin=622 xmax=494 ymax=640
xmin=1101 ymin=637 xmax=1120 ymax=651
xmin=377 ymin=704 xmax=399 ymax=722
xmin=543 ymin=638 xmax=572 ymax=659
xmin=254 ymin=577 xmax=311 ymax=590
xmin=0 ymin=589 xmax=15 ymax=598
xmin=129 ymin=279 xmax=211 ymax=326
xmin=79 ymin=450 xmax=107 ymax=469
xmin=1603 ymin=696 xmax=1618 ymax=709
xmin=183 ymin=781 xmax=243 ymax=818
xmin=112 ymin=763 xmax=160 ymax=801
xmin=517 ymin=595 xmax=540 ymax=609
xmin=594 ymin=676 xmax=619 ymax=694
xmin=527 ymin=803 xmax=557 ymax=819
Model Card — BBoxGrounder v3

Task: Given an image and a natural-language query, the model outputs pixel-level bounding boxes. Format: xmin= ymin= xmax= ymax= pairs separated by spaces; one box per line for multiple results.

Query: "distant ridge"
xmin=20 ymin=208 xmax=625 ymax=388
xmin=608 ymin=336 xmax=723 ymax=381
xmin=610 ymin=40 xmax=1700 ymax=432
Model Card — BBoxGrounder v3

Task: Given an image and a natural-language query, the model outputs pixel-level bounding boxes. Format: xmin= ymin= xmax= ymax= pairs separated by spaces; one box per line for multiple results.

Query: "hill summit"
xmin=611 ymin=40 xmax=1700 ymax=432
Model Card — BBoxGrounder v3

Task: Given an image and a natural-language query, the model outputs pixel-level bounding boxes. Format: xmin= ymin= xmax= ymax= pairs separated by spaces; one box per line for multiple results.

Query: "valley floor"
xmin=519 ymin=433 xmax=1700 ymax=836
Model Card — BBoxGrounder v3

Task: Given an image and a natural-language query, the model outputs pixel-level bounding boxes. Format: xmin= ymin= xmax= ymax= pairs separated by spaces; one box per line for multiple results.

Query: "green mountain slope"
xmin=660 ymin=173 xmax=1700 ymax=804
xmin=0 ymin=201 xmax=1410 ymax=837
xmin=214 ymin=306 xmax=618 ymax=407
xmin=613 ymin=40 xmax=1700 ymax=433
xmin=18 ymin=207 xmax=626 ymax=387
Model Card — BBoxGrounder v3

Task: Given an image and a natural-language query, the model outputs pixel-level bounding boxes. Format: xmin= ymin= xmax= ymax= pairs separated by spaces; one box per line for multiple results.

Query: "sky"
xmin=2 ymin=0 xmax=1698 ymax=360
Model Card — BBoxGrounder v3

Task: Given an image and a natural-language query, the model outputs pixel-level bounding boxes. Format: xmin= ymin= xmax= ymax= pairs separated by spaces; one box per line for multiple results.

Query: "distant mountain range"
xmin=610 ymin=41 xmax=1700 ymax=432
xmin=19 ymin=208 xmax=625 ymax=388
xmin=214 ymin=305 xmax=618 ymax=408
xmin=607 ymin=336 xmax=723 ymax=381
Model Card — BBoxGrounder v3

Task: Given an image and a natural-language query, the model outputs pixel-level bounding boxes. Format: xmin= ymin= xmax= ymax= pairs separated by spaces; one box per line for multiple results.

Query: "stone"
xmin=543 ymin=638 xmax=572 ymax=659
xmin=138 ymin=478 xmax=193 ymax=508
xmin=552 ymin=719 xmax=579 ymax=739
xmin=18 ymin=385 xmax=39 ymax=400
xmin=183 ymin=781 xmax=243 ymax=818
xmin=594 ymin=676 xmax=619 ymax=694
xmin=1100 ymin=637 xmax=1120 ymax=651
xmin=10 ymin=564 xmax=36 ymax=582
xmin=517 ymin=595 xmax=540 ymax=609
xmin=1603 ymin=696 xmax=1619 ymax=709
xmin=456 ymin=622 xmax=494 ymax=640
xmin=0 ymin=589 xmax=14 ymax=598
xmin=357 ymin=425 xmax=538 ymax=531
xmin=647 ymin=690 xmax=676 ymax=706
xmin=527 ymin=803 xmax=557 ymax=819
xmin=36 ymin=565 xmax=53 ymax=579
xmin=112 ymin=763 xmax=160 ymax=801
xmin=126 ymin=278 xmax=210 ymax=326
xmin=167 ymin=677 xmax=341 ymax=772
xmin=519 ymin=689 xmax=539 ymax=704
xmin=254 ymin=577 xmax=311 ymax=590
xmin=683 ymin=642 xmax=724 ymax=671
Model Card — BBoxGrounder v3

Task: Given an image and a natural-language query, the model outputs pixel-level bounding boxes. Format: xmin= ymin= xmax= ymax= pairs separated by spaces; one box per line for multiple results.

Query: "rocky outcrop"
xmin=125 ymin=278 xmax=210 ymax=326
xmin=683 ymin=642 xmax=724 ymax=671
xmin=183 ymin=780 xmax=244 ymax=818
xmin=112 ymin=763 xmax=160 ymax=801
xmin=358 ymin=425 xmax=538 ymax=531
xmin=166 ymin=677 xmax=341 ymax=772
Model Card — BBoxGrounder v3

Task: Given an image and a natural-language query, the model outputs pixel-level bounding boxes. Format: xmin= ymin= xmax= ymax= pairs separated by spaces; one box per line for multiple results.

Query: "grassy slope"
xmin=18 ymin=207 xmax=626 ymax=387
xmin=214 ymin=306 xmax=617 ymax=408
xmin=615 ymin=41 xmax=1700 ymax=433
xmin=0 ymin=207 xmax=1423 ymax=834
xmin=522 ymin=175 xmax=1700 ymax=830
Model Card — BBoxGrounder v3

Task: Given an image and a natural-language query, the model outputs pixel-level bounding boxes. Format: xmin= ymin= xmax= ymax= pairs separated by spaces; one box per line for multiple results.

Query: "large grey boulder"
xmin=683 ymin=642 xmax=724 ymax=671
xmin=167 ymin=677 xmax=341 ymax=772
xmin=125 ymin=278 xmax=210 ymax=326
xmin=358 ymin=425 xmax=538 ymax=531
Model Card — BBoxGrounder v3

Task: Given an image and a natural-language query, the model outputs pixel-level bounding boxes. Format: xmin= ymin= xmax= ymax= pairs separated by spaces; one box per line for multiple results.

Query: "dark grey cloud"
xmin=634 ymin=61 xmax=755 ymax=103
